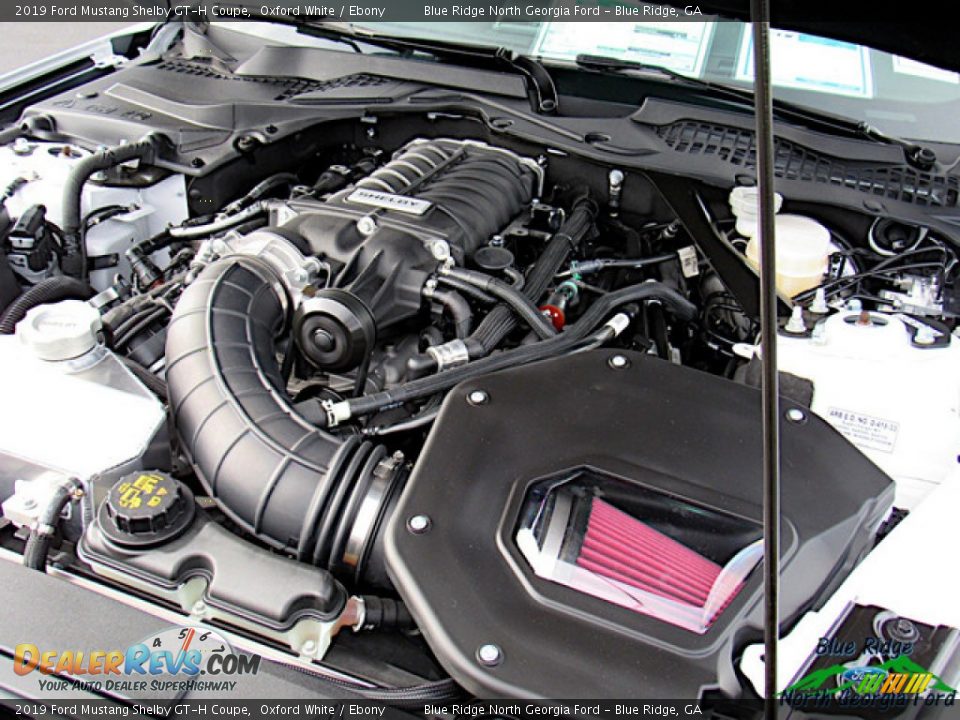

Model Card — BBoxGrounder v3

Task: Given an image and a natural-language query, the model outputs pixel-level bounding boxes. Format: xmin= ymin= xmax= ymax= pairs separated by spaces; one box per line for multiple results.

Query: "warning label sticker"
xmin=826 ymin=407 xmax=900 ymax=453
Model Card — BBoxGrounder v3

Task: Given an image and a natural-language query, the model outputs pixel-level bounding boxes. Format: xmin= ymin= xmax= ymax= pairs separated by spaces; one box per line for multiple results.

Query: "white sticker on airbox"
xmin=827 ymin=407 xmax=900 ymax=454
xmin=346 ymin=188 xmax=432 ymax=215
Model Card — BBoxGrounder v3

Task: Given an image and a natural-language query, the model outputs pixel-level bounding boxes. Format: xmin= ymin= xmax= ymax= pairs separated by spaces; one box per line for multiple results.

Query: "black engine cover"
xmin=385 ymin=351 xmax=894 ymax=698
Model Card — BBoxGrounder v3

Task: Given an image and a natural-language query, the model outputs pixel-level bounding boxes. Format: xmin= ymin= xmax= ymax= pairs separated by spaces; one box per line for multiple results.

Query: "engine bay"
xmin=0 ymin=22 xmax=958 ymax=704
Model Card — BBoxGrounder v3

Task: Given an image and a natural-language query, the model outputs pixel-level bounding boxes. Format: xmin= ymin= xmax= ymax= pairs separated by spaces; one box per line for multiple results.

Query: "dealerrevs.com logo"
xmin=13 ymin=626 xmax=260 ymax=694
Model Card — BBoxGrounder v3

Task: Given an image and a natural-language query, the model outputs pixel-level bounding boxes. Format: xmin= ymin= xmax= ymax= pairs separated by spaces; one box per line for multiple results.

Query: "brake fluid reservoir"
xmin=776 ymin=311 xmax=960 ymax=508
xmin=729 ymin=185 xmax=783 ymax=237
xmin=744 ymin=214 xmax=832 ymax=297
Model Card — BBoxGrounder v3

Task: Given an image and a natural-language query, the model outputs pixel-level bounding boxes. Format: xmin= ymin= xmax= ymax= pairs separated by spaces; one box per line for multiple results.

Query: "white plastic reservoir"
xmin=0 ymin=301 xmax=166 ymax=485
xmin=744 ymin=215 xmax=832 ymax=297
xmin=776 ymin=311 xmax=960 ymax=508
xmin=729 ymin=185 xmax=783 ymax=237
xmin=729 ymin=187 xmax=832 ymax=297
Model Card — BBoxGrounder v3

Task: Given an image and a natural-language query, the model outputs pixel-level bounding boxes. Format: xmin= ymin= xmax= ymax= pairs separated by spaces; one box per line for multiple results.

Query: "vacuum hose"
xmin=439 ymin=265 xmax=556 ymax=339
xmin=333 ymin=280 xmax=697 ymax=425
xmin=467 ymin=198 xmax=596 ymax=357
xmin=23 ymin=480 xmax=79 ymax=572
xmin=0 ymin=276 xmax=94 ymax=334
xmin=61 ymin=138 xmax=159 ymax=277
xmin=164 ymin=256 xmax=403 ymax=582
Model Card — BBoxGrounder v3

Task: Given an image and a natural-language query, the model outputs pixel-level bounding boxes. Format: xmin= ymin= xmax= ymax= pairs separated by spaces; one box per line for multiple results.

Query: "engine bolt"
xmin=192 ymin=600 xmax=207 ymax=615
xmin=236 ymin=135 xmax=258 ymax=152
xmin=407 ymin=515 xmax=431 ymax=534
xmin=467 ymin=390 xmax=489 ymax=405
xmin=357 ymin=216 xmax=378 ymax=236
xmin=608 ymin=354 xmax=630 ymax=369
xmin=301 ymin=640 xmax=317 ymax=656
xmin=428 ymin=239 xmax=451 ymax=261
xmin=477 ymin=644 xmax=502 ymax=667
xmin=786 ymin=408 xmax=806 ymax=424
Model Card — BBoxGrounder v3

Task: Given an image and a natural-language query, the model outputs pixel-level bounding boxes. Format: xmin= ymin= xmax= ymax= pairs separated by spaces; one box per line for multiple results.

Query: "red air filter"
xmin=575 ymin=498 xmax=745 ymax=629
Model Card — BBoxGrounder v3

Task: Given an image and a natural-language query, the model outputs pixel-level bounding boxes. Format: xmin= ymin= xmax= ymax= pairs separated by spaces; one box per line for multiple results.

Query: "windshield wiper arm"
xmin=573 ymin=53 xmax=937 ymax=169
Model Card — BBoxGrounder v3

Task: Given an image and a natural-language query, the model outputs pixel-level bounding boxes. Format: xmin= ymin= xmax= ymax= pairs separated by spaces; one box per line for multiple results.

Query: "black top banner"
xmin=0 ymin=0 xmax=926 ymax=23
xmin=5 ymin=0 xmax=711 ymax=22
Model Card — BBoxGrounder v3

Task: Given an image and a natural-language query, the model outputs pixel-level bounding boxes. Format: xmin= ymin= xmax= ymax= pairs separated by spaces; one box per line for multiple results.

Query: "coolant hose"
xmin=424 ymin=286 xmax=472 ymax=338
xmin=406 ymin=198 xmax=595 ymax=376
xmin=23 ymin=480 xmax=79 ymax=572
xmin=435 ymin=275 xmax=497 ymax=305
xmin=61 ymin=138 xmax=158 ymax=276
xmin=164 ymin=256 xmax=402 ymax=582
xmin=337 ymin=281 xmax=696 ymax=422
xmin=440 ymin=265 xmax=556 ymax=339
xmin=0 ymin=276 xmax=94 ymax=334
xmin=167 ymin=201 xmax=268 ymax=239
xmin=468 ymin=198 xmax=596 ymax=356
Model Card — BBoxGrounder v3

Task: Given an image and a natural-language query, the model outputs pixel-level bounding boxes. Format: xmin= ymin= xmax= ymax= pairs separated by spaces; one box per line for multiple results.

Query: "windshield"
xmin=349 ymin=18 xmax=960 ymax=144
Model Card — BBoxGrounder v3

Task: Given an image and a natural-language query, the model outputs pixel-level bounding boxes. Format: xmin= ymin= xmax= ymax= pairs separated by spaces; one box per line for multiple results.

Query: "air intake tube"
xmin=165 ymin=255 xmax=403 ymax=586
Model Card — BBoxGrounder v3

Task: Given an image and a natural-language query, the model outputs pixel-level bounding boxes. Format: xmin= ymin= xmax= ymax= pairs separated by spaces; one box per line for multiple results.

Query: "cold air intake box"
xmin=385 ymin=350 xmax=894 ymax=698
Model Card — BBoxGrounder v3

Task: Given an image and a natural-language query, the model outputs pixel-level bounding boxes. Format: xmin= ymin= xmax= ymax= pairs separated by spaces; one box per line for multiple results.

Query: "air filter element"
xmin=516 ymin=479 xmax=762 ymax=634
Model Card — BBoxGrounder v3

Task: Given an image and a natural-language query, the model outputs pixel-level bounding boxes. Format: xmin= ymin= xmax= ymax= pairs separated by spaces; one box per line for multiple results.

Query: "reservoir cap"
xmin=17 ymin=299 xmax=102 ymax=361
xmin=99 ymin=470 xmax=194 ymax=548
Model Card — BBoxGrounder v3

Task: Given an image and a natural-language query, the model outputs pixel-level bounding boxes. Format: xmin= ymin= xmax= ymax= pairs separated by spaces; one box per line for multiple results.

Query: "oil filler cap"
xmin=98 ymin=470 xmax=194 ymax=548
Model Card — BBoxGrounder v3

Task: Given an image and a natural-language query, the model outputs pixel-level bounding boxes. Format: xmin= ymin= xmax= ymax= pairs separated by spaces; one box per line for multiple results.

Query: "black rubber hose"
xmin=111 ymin=305 xmax=168 ymax=349
xmin=341 ymin=281 xmax=696 ymax=421
xmin=468 ymin=199 xmax=596 ymax=356
xmin=360 ymin=596 xmax=417 ymax=633
xmin=0 ymin=276 xmax=94 ymax=334
xmin=165 ymin=256 xmax=400 ymax=587
xmin=427 ymin=288 xmax=472 ymax=338
xmin=647 ymin=301 xmax=671 ymax=360
xmin=23 ymin=481 xmax=77 ymax=572
xmin=125 ymin=230 xmax=171 ymax=288
xmin=223 ymin=172 xmax=298 ymax=214
xmin=435 ymin=275 xmax=497 ymax=305
xmin=313 ymin=157 xmax=377 ymax=196
xmin=61 ymin=138 xmax=158 ymax=277
xmin=441 ymin=266 xmax=556 ymax=339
